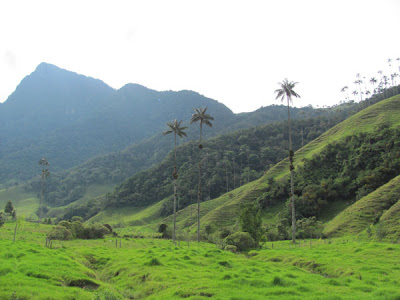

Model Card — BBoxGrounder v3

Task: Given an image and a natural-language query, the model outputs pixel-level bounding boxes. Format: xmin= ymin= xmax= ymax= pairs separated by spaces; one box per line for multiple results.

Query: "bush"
xmin=50 ymin=221 xmax=111 ymax=240
xmin=47 ymin=226 xmax=73 ymax=240
xmin=224 ymin=245 xmax=237 ymax=253
xmin=223 ymin=232 xmax=255 ymax=252
xmin=84 ymin=224 xmax=110 ymax=239
xmin=296 ymin=217 xmax=323 ymax=239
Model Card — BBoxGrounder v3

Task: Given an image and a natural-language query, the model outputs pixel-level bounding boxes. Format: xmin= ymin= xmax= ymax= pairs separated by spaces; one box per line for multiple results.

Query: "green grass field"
xmin=1 ymin=222 xmax=400 ymax=299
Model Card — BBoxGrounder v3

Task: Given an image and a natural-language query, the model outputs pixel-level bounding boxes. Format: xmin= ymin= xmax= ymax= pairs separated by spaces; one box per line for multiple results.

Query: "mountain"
xmin=0 ymin=63 xmax=233 ymax=185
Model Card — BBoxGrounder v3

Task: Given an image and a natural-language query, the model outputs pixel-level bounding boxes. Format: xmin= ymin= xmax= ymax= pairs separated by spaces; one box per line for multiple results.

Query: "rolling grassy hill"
xmin=1 ymin=221 xmax=400 ymax=299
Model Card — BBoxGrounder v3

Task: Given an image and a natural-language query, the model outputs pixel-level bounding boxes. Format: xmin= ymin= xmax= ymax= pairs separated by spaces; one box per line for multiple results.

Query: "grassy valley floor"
xmin=1 ymin=222 xmax=400 ymax=299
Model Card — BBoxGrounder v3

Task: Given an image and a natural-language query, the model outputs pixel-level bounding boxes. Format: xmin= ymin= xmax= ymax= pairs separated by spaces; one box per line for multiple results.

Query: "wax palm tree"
xmin=275 ymin=78 xmax=300 ymax=243
xmin=164 ymin=119 xmax=187 ymax=244
xmin=354 ymin=79 xmax=363 ymax=103
xmin=388 ymin=58 xmax=394 ymax=86
xmin=38 ymin=158 xmax=50 ymax=223
xmin=370 ymin=77 xmax=377 ymax=94
xmin=341 ymin=86 xmax=349 ymax=101
xmin=190 ymin=107 xmax=214 ymax=242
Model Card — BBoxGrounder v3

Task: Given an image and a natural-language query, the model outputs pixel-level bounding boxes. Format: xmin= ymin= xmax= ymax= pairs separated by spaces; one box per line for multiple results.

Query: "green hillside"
xmin=0 ymin=186 xmax=39 ymax=219
xmin=324 ymin=174 xmax=400 ymax=237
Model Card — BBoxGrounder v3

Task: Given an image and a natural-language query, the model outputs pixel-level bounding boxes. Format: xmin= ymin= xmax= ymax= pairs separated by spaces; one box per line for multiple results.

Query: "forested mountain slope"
xmin=0 ymin=63 xmax=233 ymax=185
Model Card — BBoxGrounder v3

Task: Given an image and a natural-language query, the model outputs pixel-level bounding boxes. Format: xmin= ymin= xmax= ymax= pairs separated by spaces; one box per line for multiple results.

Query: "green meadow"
xmin=1 ymin=221 xmax=400 ymax=300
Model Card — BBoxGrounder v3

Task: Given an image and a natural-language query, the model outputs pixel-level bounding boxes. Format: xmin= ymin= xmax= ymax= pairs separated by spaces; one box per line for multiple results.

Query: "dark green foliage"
xmin=158 ymin=224 xmax=170 ymax=238
xmin=223 ymin=232 xmax=255 ymax=252
xmin=218 ymin=261 xmax=231 ymax=268
xmin=62 ymin=197 xmax=104 ymax=221
xmin=145 ymin=258 xmax=162 ymax=266
xmin=239 ymin=202 xmax=264 ymax=247
xmin=47 ymin=220 xmax=111 ymax=240
xmin=47 ymin=225 xmax=73 ymax=241
xmin=296 ymin=217 xmax=323 ymax=239
xmin=4 ymin=201 xmax=14 ymax=214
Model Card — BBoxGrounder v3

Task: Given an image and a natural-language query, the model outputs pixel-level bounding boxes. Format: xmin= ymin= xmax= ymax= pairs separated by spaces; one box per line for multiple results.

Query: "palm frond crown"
xmin=274 ymin=79 xmax=300 ymax=104
xmin=163 ymin=119 xmax=187 ymax=137
xmin=190 ymin=107 xmax=214 ymax=127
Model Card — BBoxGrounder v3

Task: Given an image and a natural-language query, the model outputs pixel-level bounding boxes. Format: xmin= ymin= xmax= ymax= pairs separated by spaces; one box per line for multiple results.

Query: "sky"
xmin=0 ymin=0 xmax=399 ymax=113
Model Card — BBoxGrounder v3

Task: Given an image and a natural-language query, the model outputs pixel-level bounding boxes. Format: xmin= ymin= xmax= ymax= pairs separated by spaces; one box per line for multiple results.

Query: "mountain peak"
xmin=35 ymin=62 xmax=59 ymax=71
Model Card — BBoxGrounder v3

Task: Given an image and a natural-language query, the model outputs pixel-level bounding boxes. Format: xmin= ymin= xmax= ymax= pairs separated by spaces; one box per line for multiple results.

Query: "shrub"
xmin=224 ymin=245 xmax=237 ymax=253
xmin=223 ymin=232 xmax=255 ymax=252
xmin=47 ymin=226 xmax=73 ymax=240
xmin=145 ymin=258 xmax=162 ymax=266
xmin=84 ymin=224 xmax=110 ymax=239
xmin=49 ymin=221 xmax=111 ymax=240
xmin=72 ymin=221 xmax=85 ymax=238
xmin=296 ymin=217 xmax=323 ymax=239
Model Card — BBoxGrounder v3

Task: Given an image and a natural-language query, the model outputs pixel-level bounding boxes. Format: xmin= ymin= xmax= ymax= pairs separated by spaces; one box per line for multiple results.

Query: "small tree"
xmin=239 ymin=202 xmax=264 ymax=248
xmin=4 ymin=200 xmax=14 ymax=215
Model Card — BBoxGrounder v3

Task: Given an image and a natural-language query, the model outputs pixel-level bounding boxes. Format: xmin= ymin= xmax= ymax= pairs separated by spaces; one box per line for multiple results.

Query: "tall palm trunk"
xmin=197 ymin=123 xmax=202 ymax=243
xmin=173 ymin=133 xmax=177 ymax=245
xmin=287 ymin=100 xmax=296 ymax=243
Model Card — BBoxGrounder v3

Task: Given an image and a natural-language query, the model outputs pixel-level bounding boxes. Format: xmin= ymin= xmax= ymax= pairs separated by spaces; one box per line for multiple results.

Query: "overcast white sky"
xmin=1 ymin=0 xmax=399 ymax=113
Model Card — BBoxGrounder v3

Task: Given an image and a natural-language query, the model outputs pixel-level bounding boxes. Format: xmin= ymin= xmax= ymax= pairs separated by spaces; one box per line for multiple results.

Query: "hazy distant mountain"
xmin=0 ymin=63 xmax=233 ymax=184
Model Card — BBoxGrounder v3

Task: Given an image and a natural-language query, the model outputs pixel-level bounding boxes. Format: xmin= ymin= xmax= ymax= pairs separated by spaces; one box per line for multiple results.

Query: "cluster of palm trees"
xmin=164 ymin=81 xmax=302 ymax=244
xmin=341 ymin=58 xmax=400 ymax=106
xmin=164 ymin=108 xmax=214 ymax=244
